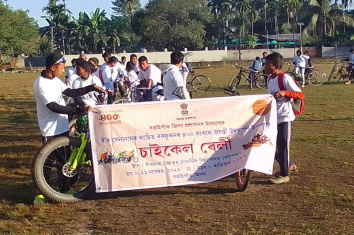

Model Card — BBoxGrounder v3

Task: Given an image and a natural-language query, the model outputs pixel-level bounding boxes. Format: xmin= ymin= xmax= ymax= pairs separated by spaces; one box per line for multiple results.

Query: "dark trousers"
xmin=275 ymin=122 xmax=291 ymax=177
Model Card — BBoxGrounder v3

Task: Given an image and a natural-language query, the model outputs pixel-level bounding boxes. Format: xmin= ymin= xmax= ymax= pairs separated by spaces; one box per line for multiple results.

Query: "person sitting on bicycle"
xmin=302 ymin=51 xmax=312 ymax=76
xmin=345 ymin=48 xmax=354 ymax=84
xmin=72 ymin=60 xmax=104 ymax=106
xmin=124 ymin=62 xmax=140 ymax=101
xmin=33 ymin=51 xmax=105 ymax=145
xmin=163 ymin=51 xmax=190 ymax=100
xmin=138 ymin=56 xmax=162 ymax=101
xmin=249 ymin=56 xmax=262 ymax=90
xmin=293 ymin=50 xmax=306 ymax=87
xmin=100 ymin=56 xmax=119 ymax=104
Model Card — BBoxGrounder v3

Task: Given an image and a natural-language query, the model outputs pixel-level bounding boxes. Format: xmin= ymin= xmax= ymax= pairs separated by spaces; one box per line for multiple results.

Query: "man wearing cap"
xmin=33 ymin=51 xmax=105 ymax=145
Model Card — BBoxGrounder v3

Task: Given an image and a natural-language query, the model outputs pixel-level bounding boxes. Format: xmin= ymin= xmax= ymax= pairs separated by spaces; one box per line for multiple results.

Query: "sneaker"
xmin=302 ymin=84 xmax=305 ymax=88
xmin=33 ymin=195 xmax=45 ymax=205
xmin=269 ymin=176 xmax=290 ymax=184
xmin=345 ymin=81 xmax=351 ymax=85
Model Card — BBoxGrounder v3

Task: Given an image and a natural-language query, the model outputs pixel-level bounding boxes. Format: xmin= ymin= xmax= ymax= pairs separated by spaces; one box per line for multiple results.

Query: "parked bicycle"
xmin=186 ymin=72 xmax=211 ymax=92
xmin=228 ymin=65 xmax=269 ymax=90
xmin=327 ymin=61 xmax=352 ymax=83
xmin=285 ymin=63 xmax=326 ymax=86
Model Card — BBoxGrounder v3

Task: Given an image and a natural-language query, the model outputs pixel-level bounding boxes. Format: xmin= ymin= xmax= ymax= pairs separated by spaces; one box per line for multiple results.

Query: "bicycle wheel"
xmin=230 ymin=74 xmax=241 ymax=91
xmin=112 ymin=98 xmax=130 ymax=104
xmin=334 ymin=72 xmax=345 ymax=84
xmin=192 ymin=75 xmax=211 ymax=92
xmin=186 ymin=74 xmax=195 ymax=92
xmin=228 ymin=74 xmax=238 ymax=89
xmin=308 ymin=70 xmax=326 ymax=86
xmin=32 ymin=137 xmax=95 ymax=203
xmin=255 ymin=74 xmax=269 ymax=89
xmin=235 ymin=169 xmax=252 ymax=192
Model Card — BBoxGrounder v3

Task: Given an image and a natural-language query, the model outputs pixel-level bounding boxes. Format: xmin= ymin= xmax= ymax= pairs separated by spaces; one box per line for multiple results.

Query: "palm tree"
xmin=112 ymin=0 xmax=141 ymax=29
xmin=303 ymin=0 xmax=354 ymax=44
xmin=207 ymin=0 xmax=233 ymax=44
xmin=234 ymin=0 xmax=251 ymax=37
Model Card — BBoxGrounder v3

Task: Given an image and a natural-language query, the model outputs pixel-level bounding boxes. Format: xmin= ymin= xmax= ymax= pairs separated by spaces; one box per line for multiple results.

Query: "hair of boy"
xmin=89 ymin=57 xmax=99 ymax=66
xmin=170 ymin=51 xmax=184 ymax=65
xmin=102 ymin=52 xmax=111 ymax=59
xmin=130 ymin=54 xmax=137 ymax=59
xmin=126 ymin=61 xmax=134 ymax=71
xmin=121 ymin=56 xmax=126 ymax=61
xmin=256 ymin=56 xmax=260 ymax=60
xmin=138 ymin=56 xmax=148 ymax=63
xmin=262 ymin=52 xmax=267 ymax=56
xmin=45 ymin=51 xmax=64 ymax=69
xmin=296 ymin=50 xmax=301 ymax=55
xmin=265 ymin=52 xmax=284 ymax=69
xmin=76 ymin=60 xmax=94 ymax=74
xmin=71 ymin=58 xmax=77 ymax=65
xmin=108 ymin=56 xmax=118 ymax=64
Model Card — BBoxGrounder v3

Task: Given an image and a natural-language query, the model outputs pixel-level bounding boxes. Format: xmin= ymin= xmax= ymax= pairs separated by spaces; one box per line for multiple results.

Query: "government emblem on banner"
xmin=180 ymin=103 xmax=188 ymax=116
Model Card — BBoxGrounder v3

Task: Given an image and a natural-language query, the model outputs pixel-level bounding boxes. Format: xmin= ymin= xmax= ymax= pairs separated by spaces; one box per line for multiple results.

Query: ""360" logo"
xmin=99 ymin=114 xmax=120 ymax=121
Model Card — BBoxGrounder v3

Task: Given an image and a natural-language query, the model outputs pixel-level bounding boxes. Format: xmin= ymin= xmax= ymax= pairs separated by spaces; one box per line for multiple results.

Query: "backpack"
xmin=272 ymin=73 xmax=304 ymax=115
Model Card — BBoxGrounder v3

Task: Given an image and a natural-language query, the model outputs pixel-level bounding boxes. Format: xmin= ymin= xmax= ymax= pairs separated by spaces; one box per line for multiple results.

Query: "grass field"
xmin=0 ymin=63 xmax=353 ymax=234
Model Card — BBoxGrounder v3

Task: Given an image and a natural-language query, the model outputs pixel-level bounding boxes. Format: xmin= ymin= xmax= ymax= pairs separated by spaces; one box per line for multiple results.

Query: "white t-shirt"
xmin=163 ymin=65 xmax=190 ymax=100
xmin=34 ymin=76 xmax=70 ymax=137
xmin=293 ymin=56 xmax=306 ymax=68
xmin=302 ymin=55 xmax=310 ymax=67
xmin=180 ymin=62 xmax=189 ymax=87
xmin=72 ymin=75 xmax=103 ymax=106
xmin=127 ymin=70 xmax=139 ymax=87
xmin=100 ymin=64 xmax=114 ymax=91
xmin=65 ymin=67 xmax=76 ymax=78
xmin=267 ymin=73 xmax=302 ymax=124
xmin=112 ymin=62 xmax=127 ymax=82
xmin=66 ymin=74 xmax=80 ymax=89
xmin=138 ymin=64 xmax=162 ymax=87
xmin=133 ymin=64 xmax=140 ymax=74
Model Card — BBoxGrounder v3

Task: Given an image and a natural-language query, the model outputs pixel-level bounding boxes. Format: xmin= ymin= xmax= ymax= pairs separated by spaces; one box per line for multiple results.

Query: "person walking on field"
xmin=293 ymin=50 xmax=306 ymax=87
xmin=265 ymin=52 xmax=303 ymax=184
xmin=249 ymin=56 xmax=262 ymax=90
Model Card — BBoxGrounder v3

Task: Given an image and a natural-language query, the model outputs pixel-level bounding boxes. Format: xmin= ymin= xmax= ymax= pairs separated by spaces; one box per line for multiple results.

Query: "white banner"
xmin=89 ymin=95 xmax=277 ymax=193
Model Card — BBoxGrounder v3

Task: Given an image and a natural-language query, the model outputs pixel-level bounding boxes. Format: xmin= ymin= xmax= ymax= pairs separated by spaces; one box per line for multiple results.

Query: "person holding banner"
xmin=265 ymin=52 xmax=303 ymax=184
xmin=163 ymin=51 xmax=190 ymax=100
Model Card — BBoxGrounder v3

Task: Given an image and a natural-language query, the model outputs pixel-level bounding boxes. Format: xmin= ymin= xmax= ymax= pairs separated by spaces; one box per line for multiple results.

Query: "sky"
xmin=7 ymin=0 xmax=149 ymax=27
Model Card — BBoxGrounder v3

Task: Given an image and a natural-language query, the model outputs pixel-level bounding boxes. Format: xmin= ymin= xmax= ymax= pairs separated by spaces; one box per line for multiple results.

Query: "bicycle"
xmin=186 ymin=72 xmax=211 ymax=92
xmin=228 ymin=65 xmax=269 ymax=90
xmin=285 ymin=63 xmax=326 ymax=86
xmin=327 ymin=61 xmax=352 ymax=84
xmin=32 ymin=131 xmax=95 ymax=203
xmin=33 ymin=114 xmax=252 ymax=203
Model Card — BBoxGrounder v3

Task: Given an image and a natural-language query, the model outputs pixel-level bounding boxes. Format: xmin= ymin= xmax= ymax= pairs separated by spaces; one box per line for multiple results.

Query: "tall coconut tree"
xmin=303 ymin=0 xmax=354 ymax=44
xmin=112 ymin=0 xmax=141 ymax=29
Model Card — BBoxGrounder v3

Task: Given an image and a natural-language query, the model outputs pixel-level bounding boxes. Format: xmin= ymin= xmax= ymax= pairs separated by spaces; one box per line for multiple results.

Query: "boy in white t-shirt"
xmin=124 ymin=62 xmax=139 ymax=101
xmin=88 ymin=57 xmax=100 ymax=79
xmin=33 ymin=52 xmax=105 ymax=144
xmin=138 ymin=56 xmax=162 ymax=101
xmin=130 ymin=54 xmax=140 ymax=74
xmin=265 ymin=52 xmax=304 ymax=184
xmin=65 ymin=59 xmax=77 ymax=79
xmin=163 ymin=51 xmax=190 ymax=100
xmin=72 ymin=60 xmax=104 ymax=107
xmin=293 ymin=50 xmax=306 ymax=87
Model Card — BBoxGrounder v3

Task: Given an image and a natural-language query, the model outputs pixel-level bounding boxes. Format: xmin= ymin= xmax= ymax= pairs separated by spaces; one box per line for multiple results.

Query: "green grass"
xmin=0 ymin=64 xmax=353 ymax=234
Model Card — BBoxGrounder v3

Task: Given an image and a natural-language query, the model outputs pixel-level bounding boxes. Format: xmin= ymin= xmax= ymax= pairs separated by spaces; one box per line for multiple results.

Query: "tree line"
xmin=0 ymin=0 xmax=354 ymax=57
